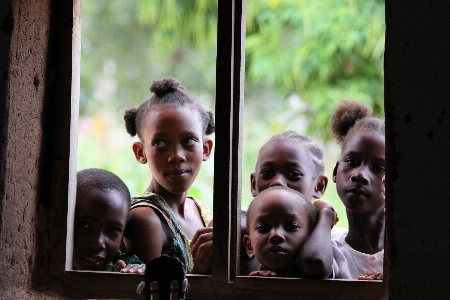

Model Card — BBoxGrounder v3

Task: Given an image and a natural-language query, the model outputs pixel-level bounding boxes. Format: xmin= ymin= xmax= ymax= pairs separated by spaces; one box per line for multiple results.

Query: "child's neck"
xmin=345 ymin=209 xmax=385 ymax=255
xmin=147 ymin=181 xmax=188 ymax=217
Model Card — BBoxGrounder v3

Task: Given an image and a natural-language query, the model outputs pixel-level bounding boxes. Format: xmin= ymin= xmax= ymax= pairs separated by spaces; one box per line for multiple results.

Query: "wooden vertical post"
xmin=213 ymin=0 xmax=246 ymax=283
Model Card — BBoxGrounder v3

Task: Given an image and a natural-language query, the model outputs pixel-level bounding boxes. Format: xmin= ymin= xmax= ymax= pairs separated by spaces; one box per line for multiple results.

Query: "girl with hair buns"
xmin=123 ymin=77 xmax=214 ymax=274
xmin=330 ymin=100 xmax=385 ymax=280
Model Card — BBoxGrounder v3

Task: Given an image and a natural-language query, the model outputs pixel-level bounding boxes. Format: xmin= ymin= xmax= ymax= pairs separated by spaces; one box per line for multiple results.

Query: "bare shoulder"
xmin=126 ymin=206 xmax=166 ymax=238
xmin=124 ymin=206 xmax=167 ymax=263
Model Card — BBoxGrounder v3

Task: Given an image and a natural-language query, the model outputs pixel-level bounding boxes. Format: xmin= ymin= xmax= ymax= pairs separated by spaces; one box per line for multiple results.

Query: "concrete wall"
xmin=0 ymin=0 xmax=54 ymax=298
xmin=1 ymin=0 xmax=450 ymax=299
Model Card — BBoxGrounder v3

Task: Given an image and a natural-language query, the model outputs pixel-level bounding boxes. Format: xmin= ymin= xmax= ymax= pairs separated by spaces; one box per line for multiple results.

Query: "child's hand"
xmin=358 ymin=271 xmax=383 ymax=280
xmin=313 ymin=200 xmax=339 ymax=227
xmin=190 ymin=227 xmax=213 ymax=274
xmin=249 ymin=270 xmax=279 ymax=277
xmin=118 ymin=260 xmax=146 ymax=274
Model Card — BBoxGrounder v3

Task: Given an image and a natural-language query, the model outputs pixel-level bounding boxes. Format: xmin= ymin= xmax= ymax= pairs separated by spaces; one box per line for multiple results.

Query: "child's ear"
xmin=243 ymin=235 xmax=255 ymax=258
xmin=250 ymin=173 xmax=258 ymax=197
xmin=202 ymin=138 xmax=213 ymax=161
xmin=332 ymin=162 xmax=339 ymax=183
xmin=313 ymin=175 xmax=328 ymax=199
xmin=132 ymin=142 xmax=147 ymax=164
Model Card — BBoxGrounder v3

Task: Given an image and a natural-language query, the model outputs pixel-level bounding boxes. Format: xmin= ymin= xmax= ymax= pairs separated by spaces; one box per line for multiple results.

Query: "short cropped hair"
xmin=246 ymin=186 xmax=317 ymax=233
xmin=77 ymin=168 xmax=131 ymax=210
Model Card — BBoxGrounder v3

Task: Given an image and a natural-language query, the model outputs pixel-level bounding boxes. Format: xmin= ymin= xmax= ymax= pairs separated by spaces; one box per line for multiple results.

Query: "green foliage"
xmin=244 ymin=0 xmax=385 ymax=140
xmin=79 ymin=0 xmax=385 ymax=228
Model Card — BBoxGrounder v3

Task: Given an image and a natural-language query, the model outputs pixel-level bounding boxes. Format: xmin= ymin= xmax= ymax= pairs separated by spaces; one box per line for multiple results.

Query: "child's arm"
xmin=190 ymin=227 xmax=213 ymax=274
xmin=298 ymin=200 xmax=336 ymax=279
xmin=123 ymin=207 xmax=168 ymax=264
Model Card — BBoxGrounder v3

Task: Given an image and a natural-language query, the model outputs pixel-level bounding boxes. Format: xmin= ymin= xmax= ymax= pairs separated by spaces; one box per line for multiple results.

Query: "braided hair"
xmin=124 ymin=77 xmax=215 ymax=140
xmin=259 ymin=130 xmax=325 ymax=178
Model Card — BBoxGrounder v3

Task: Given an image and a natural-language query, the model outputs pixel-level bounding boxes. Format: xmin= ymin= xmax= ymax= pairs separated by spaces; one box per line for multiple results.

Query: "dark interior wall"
xmin=0 ymin=0 xmax=13 ymax=226
xmin=385 ymin=1 xmax=450 ymax=298
xmin=1 ymin=0 xmax=450 ymax=299
xmin=0 ymin=0 xmax=57 ymax=298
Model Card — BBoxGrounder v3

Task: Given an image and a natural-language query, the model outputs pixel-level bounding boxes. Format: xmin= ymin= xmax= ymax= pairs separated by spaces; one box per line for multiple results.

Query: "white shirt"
xmin=332 ymin=233 xmax=384 ymax=279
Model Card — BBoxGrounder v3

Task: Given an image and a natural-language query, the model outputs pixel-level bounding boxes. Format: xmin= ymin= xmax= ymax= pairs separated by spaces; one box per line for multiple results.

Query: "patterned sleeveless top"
xmin=130 ymin=192 xmax=212 ymax=272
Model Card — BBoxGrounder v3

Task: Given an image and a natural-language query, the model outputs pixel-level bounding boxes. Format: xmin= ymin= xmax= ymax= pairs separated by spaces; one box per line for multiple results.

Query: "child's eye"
xmin=184 ymin=138 xmax=198 ymax=146
xmin=152 ymin=140 xmax=167 ymax=148
xmin=374 ymin=165 xmax=385 ymax=173
xmin=256 ymin=224 xmax=269 ymax=233
xmin=76 ymin=221 xmax=91 ymax=229
xmin=288 ymin=171 xmax=302 ymax=178
xmin=107 ymin=227 xmax=123 ymax=239
xmin=345 ymin=158 xmax=358 ymax=166
xmin=286 ymin=223 xmax=300 ymax=231
xmin=260 ymin=170 xmax=273 ymax=178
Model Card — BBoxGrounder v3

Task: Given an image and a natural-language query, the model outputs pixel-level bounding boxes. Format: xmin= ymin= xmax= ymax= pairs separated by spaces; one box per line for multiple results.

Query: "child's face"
xmin=243 ymin=189 xmax=311 ymax=273
xmin=134 ymin=106 xmax=212 ymax=195
xmin=251 ymin=140 xmax=321 ymax=201
xmin=334 ymin=131 xmax=385 ymax=213
xmin=73 ymin=188 xmax=128 ymax=271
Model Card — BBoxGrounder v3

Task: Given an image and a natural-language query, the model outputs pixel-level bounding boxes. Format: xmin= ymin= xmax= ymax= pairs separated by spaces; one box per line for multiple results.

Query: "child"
xmin=251 ymin=130 xmax=328 ymax=200
xmin=248 ymin=130 xmax=338 ymax=275
xmin=243 ymin=186 xmax=332 ymax=278
xmin=330 ymin=100 xmax=385 ymax=280
xmin=192 ymin=130 xmax=338 ymax=275
xmin=73 ymin=168 xmax=143 ymax=272
xmin=123 ymin=77 xmax=214 ymax=274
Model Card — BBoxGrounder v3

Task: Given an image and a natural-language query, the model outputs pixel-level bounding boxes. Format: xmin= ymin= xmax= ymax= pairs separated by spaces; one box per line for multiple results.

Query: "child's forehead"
xmin=250 ymin=190 xmax=308 ymax=218
xmin=76 ymin=187 xmax=128 ymax=209
xmin=342 ymin=131 xmax=385 ymax=157
xmin=257 ymin=140 xmax=311 ymax=164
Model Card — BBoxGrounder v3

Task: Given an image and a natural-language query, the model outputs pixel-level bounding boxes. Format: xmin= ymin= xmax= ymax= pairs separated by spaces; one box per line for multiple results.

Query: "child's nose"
xmin=89 ymin=232 xmax=106 ymax=251
xmin=351 ymin=166 xmax=369 ymax=184
xmin=269 ymin=174 xmax=287 ymax=187
xmin=268 ymin=227 xmax=285 ymax=243
xmin=168 ymin=144 xmax=186 ymax=163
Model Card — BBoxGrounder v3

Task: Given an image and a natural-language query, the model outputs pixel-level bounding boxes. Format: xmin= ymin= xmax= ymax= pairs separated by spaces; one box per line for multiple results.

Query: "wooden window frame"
xmin=50 ymin=0 xmax=386 ymax=298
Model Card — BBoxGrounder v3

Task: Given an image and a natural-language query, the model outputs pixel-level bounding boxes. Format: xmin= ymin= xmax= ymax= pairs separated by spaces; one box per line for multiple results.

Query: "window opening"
xmin=63 ymin=0 xmax=386 ymax=298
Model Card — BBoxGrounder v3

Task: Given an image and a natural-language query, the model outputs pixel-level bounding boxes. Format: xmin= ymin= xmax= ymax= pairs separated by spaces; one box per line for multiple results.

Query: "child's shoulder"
xmin=331 ymin=226 xmax=348 ymax=240
xmin=189 ymin=197 xmax=213 ymax=227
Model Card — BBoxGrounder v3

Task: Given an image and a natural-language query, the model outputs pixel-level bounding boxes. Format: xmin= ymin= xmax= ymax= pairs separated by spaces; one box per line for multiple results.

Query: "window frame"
xmin=56 ymin=0 xmax=386 ymax=298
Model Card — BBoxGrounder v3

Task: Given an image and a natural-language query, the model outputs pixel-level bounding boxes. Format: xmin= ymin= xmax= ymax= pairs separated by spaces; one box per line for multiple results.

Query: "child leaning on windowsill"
xmin=243 ymin=186 xmax=335 ymax=278
xmin=73 ymin=168 xmax=144 ymax=273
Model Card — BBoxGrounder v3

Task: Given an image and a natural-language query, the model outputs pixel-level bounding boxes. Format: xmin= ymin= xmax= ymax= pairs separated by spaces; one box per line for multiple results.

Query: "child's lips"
xmin=166 ymin=168 xmax=190 ymax=176
xmin=346 ymin=187 xmax=367 ymax=196
xmin=82 ymin=255 xmax=105 ymax=264
xmin=267 ymin=246 xmax=288 ymax=255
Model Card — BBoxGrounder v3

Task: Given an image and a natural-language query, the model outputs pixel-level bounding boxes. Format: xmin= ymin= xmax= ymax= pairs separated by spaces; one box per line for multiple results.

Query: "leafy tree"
xmin=79 ymin=0 xmax=385 ymax=214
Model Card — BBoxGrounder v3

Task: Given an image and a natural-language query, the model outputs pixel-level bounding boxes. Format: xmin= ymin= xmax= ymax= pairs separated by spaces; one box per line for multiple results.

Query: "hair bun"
xmin=331 ymin=100 xmax=372 ymax=143
xmin=150 ymin=77 xmax=180 ymax=97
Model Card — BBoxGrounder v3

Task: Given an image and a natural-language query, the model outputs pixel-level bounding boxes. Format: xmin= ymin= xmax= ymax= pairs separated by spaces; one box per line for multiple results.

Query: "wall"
xmin=385 ymin=0 xmax=450 ymax=298
xmin=1 ymin=0 xmax=450 ymax=299
xmin=0 ymin=0 xmax=53 ymax=298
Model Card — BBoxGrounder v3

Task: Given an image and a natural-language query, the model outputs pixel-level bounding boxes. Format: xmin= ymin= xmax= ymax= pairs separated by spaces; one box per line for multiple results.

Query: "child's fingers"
xmin=248 ymin=270 xmax=278 ymax=277
xmin=190 ymin=231 xmax=213 ymax=252
xmin=120 ymin=263 xmax=146 ymax=274
xmin=358 ymin=271 xmax=383 ymax=280
xmin=117 ymin=259 xmax=126 ymax=270
xmin=193 ymin=239 xmax=213 ymax=259
xmin=191 ymin=227 xmax=213 ymax=246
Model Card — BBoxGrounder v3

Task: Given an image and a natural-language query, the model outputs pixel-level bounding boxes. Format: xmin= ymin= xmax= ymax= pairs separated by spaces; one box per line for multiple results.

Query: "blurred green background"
xmin=78 ymin=0 xmax=385 ymax=229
